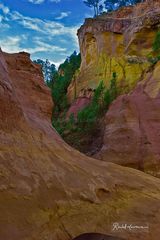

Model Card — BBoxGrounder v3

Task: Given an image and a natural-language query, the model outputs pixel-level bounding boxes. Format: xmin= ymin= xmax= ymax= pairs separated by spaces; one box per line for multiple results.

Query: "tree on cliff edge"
xmin=84 ymin=0 xmax=143 ymax=15
xmin=83 ymin=0 xmax=103 ymax=16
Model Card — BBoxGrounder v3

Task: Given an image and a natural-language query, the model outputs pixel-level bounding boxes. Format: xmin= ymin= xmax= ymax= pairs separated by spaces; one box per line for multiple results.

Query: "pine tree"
xmin=83 ymin=0 xmax=103 ymax=17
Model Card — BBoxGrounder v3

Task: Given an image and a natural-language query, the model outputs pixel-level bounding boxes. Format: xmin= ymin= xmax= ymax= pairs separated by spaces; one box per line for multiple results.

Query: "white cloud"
xmin=32 ymin=37 xmax=66 ymax=53
xmin=55 ymin=11 xmax=71 ymax=20
xmin=0 ymin=36 xmax=22 ymax=53
xmin=0 ymin=14 xmax=3 ymax=22
xmin=0 ymin=22 xmax=10 ymax=29
xmin=0 ymin=3 xmax=10 ymax=14
xmin=27 ymin=0 xmax=61 ymax=4
xmin=0 ymin=2 xmax=79 ymax=62
xmin=0 ymin=3 xmax=79 ymax=47
xmin=0 ymin=34 xmax=66 ymax=55
xmin=0 ymin=13 xmax=10 ymax=29
xmin=27 ymin=0 xmax=45 ymax=4
xmin=8 ymin=10 xmax=78 ymax=47
xmin=50 ymin=0 xmax=61 ymax=2
xmin=49 ymin=60 xmax=63 ymax=68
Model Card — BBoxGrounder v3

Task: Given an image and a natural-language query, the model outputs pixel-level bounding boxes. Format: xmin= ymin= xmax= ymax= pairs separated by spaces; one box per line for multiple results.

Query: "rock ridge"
xmin=1 ymin=48 xmax=160 ymax=239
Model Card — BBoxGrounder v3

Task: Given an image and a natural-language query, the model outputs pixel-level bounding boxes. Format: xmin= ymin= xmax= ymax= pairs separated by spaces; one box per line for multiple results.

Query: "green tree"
xmin=93 ymin=80 xmax=105 ymax=104
xmin=83 ymin=0 xmax=103 ymax=17
xmin=99 ymin=4 xmax=104 ymax=13
xmin=51 ymin=51 xmax=81 ymax=112
xmin=33 ymin=59 xmax=56 ymax=82
xmin=153 ymin=31 xmax=160 ymax=52
xmin=77 ymin=81 xmax=105 ymax=130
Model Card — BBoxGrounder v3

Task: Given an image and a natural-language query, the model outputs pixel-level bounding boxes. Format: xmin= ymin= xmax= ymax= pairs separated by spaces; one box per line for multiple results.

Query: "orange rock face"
xmin=67 ymin=1 xmax=160 ymax=103
xmin=1 ymin=49 xmax=160 ymax=240
xmin=98 ymin=62 xmax=160 ymax=176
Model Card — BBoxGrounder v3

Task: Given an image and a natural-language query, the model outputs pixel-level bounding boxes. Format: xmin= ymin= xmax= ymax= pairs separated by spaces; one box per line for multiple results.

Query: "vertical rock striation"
xmin=67 ymin=1 xmax=160 ymax=102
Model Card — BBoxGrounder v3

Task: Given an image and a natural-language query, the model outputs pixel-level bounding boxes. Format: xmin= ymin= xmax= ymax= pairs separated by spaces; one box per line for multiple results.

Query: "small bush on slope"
xmin=77 ymin=72 xmax=118 ymax=132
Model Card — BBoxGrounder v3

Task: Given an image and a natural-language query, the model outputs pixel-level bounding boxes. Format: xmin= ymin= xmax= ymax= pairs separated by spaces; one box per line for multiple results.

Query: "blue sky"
xmin=0 ymin=0 xmax=93 ymax=66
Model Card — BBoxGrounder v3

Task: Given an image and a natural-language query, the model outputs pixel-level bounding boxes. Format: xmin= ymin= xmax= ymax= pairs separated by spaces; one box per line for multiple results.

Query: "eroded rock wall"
xmin=67 ymin=1 xmax=160 ymax=103
xmin=1 ymin=50 xmax=160 ymax=240
xmin=98 ymin=62 xmax=160 ymax=176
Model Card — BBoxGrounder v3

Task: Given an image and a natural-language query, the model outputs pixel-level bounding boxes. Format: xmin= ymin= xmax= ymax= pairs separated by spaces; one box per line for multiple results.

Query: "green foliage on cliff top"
xmin=83 ymin=0 xmax=143 ymax=17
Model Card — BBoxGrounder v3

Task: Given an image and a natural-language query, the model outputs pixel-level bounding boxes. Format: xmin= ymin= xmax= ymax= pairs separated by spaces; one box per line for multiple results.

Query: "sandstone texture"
xmin=66 ymin=96 xmax=91 ymax=119
xmin=66 ymin=87 xmax=94 ymax=119
xmin=67 ymin=0 xmax=160 ymax=103
xmin=98 ymin=62 xmax=160 ymax=176
xmin=1 ymin=49 xmax=160 ymax=240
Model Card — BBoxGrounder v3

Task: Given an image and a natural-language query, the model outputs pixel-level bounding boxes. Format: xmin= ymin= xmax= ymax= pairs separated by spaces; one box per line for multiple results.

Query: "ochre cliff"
xmin=67 ymin=0 xmax=160 ymax=102
xmin=98 ymin=61 xmax=160 ymax=176
xmin=1 ymin=50 xmax=160 ymax=240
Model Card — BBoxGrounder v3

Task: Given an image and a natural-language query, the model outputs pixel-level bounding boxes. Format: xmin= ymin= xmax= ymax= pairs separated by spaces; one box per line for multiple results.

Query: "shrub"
xmin=147 ymin=55 xmax=160 ymax=65
xmin=153 ymin=31 xmax=160 ymax=52
xmin=77 ymin=73 xmax=117 ymax=131
xmin=146 ymin=32 xmax=160 ymax=65
xmin=77 ymin=80 xmax=106 ymax=130
xmin=77 ymin=103 xmax=100 ymax=128
xmin=92 ymin=80 xmax=105 ymax=104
